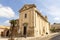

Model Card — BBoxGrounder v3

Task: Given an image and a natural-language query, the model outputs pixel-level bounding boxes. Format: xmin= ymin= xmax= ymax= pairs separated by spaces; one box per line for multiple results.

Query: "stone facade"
xmin=19 ymin=4 xmax=50 ymax=37
xmin=1 ymin=28 xmax=10 ymax=37
xmin=0 ymin=25 xmax=10 ymax=37
xmin=51 ymin=23 xmax=60 ymax=32
xmin=51 ymin=23 xmax=60 ymax=29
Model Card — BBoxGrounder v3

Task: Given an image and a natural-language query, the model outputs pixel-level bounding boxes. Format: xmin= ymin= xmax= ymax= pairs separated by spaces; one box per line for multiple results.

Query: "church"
xmin=19 ymin=4 xmax=50 ymax=37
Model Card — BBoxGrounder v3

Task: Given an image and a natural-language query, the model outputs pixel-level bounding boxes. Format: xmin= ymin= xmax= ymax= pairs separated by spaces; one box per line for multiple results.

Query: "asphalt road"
xmin=49 ymin=34 xmax=60 ymax=40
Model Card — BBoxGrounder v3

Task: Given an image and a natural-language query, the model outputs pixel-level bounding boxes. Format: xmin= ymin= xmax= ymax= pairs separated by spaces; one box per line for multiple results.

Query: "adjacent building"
xmin=0 ymin=25 xmax=10 ymax=37
xmin=1 ymin=19 xmax=19 ymax=37
xmin=19 ymin=4 xmax=50 ymax=37
xmin=51 ymin=23 xmax=60 ymax=32
xmin=51 ymin=23 xmax=60 ymax=29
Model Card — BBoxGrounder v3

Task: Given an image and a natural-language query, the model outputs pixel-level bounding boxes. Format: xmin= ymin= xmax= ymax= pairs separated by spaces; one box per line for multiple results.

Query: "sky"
xmin=0 ymin=0 xmax=60 ymax=26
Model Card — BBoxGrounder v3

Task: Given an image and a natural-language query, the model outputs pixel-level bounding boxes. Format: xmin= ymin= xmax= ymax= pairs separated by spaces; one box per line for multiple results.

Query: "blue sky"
xmin=0 ymin=0 xmax=60 ymax=26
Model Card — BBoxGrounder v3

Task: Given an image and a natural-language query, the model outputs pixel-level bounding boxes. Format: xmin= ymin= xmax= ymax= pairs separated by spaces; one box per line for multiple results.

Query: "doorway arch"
xmin=23 ymin=23 xmax=28 ymax=37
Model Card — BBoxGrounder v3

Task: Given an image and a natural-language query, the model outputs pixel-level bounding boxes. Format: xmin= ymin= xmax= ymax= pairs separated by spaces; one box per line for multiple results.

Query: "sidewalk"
xmin=38 ymin=32 xmax=60 ymax=40
xmin=15 ymin=32 xmax=59 ymax=40
xmin=0 ymin=32 xmax=59 ymax=40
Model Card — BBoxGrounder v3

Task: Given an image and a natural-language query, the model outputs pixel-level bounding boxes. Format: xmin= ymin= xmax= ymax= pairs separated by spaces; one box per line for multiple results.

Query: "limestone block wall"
xmin=34 ymin=8 xmax=50 ymax=36
xmin=19 ymin=4 xmax=50 ymax=37
xmin=19 ymin=8 xmax=35 ymax=37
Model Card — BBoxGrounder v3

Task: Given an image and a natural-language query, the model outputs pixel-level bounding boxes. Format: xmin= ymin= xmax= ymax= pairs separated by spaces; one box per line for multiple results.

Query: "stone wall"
xmin=19 ymin=4 xmax=50 ymax=37
xmin=19 ymin=8 xmax=35 ymax=37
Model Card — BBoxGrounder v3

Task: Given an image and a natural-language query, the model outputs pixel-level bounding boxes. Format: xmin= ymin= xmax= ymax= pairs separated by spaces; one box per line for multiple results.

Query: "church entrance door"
xmin=23 ymin=23 xmax=28 ymax=37
xmin=23 ymin=26 xmax=27 ymax=37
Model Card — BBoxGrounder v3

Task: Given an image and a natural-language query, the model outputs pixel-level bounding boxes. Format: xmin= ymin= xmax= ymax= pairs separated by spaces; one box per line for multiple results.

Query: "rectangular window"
xmin=25 ymin=14 xmax=27 ymax=18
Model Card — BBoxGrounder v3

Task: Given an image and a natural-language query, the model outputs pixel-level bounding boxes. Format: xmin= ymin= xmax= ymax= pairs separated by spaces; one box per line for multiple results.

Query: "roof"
xmin=0 ymin=25 xmax=10 ymax=29
xmin=19 ymin=4 xmax=49 ymax=23
xmin=51 ymin=23 xmax=60 ymax=29
xmin=19 ymin=4 xmax=36 ymax=12
xmin=35 ymin=10 xmax=48 ymax=22
xmin=52 ymin=23 xmax=60 ymax=26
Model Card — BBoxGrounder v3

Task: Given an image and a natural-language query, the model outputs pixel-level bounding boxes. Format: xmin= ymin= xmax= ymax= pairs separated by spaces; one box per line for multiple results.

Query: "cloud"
xmin=0 ymin=4 xmax=2 ymax=7
xmin=39 ymin=0 xmax=60 ymax=23
xmin=0 ymin=4 xmax=15 ymax=18
xmin=54 ymin=17 xmax=60 ymax=21
xmin=4 ymin=20 xmax=10 ymax=26
xmin=53 ymin=17 xmax=60 ymax=23
xmin=47 ymin=6 xmax=60 ymax=17
xmin=46 ymin=5 xmax=60 ymax=23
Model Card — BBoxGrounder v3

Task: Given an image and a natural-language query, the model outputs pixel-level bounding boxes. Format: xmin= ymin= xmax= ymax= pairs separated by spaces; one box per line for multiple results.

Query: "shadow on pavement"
xmin=49 ymin=34 xmax=60 ymax=40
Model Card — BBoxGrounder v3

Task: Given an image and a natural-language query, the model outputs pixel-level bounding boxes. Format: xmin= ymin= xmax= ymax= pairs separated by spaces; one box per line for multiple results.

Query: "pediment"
xmin=21 ymin=5 xmax=29 ymax=11
xmin=19 ymin=4 xmax=36 ymax=12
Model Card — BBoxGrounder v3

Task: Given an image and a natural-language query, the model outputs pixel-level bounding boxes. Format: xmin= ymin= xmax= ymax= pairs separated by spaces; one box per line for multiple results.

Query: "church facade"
xmin=19 ymin=4 xmax=50 ymax=37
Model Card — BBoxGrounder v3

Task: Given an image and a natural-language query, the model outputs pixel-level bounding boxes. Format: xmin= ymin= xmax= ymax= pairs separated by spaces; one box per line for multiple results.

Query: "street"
xmin=15 ymin=32 xmax=60 ymax=40
xmin=49 ymin=34 xmax=60 ymax=40
xmin=0 ymin=32 xmax=60 ymax=40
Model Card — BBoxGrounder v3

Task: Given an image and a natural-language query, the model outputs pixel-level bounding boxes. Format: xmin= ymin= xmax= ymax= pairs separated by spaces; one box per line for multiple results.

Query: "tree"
xmin=50 ymin=27 xmax=55 ymax=32
xmin=10 ymin=19 xmax=16 ymax=28
xmin=9 ymin=19 xmax=16 ymax=40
